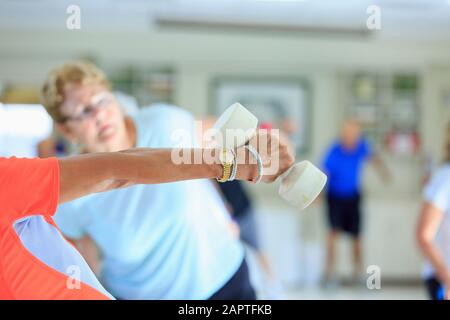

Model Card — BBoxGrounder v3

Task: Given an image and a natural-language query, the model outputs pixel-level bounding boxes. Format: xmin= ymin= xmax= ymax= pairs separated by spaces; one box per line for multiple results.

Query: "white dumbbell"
xmin=212 ymin=102 xmax=258 ymax=149
xmin=212 ymin=102 xmax=327 ymax=210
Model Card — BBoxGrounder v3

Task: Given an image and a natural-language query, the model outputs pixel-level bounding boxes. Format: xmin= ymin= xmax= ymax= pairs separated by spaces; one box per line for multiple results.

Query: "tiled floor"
xmin=284 ymin=285 xmax=427 ymax=300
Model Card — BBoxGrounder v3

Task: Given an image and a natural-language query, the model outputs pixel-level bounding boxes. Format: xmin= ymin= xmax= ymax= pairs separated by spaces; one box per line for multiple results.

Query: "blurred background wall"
xmin=2 ymin=0 xmax=450 ymax=293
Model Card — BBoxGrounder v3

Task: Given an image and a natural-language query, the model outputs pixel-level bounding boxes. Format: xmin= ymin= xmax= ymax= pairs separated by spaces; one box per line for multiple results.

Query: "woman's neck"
xmin=124 ymin=116 xmax=137 ymax=149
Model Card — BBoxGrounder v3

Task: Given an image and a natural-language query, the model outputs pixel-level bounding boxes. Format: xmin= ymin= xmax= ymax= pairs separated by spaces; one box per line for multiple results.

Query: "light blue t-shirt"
xmin=54 ymin=105 xmax=245 ymax=300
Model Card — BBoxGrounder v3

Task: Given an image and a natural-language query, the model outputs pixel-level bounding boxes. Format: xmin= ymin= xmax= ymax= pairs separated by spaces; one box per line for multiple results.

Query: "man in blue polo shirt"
xmin=322 ymin=119 xmax=390 ymax=286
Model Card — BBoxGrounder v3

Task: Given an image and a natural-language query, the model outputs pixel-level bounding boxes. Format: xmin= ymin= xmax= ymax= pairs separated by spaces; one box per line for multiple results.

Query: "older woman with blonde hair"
xmin=38 ymin=60 xmax=295 ymax=300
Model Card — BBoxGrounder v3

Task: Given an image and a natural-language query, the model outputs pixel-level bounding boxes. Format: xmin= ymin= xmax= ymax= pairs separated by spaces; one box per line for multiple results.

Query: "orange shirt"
xmin=0 ymin=157 xmax=112 ymax=300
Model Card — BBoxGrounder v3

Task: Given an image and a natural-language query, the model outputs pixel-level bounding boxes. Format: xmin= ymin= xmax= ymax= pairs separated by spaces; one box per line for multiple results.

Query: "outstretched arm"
xmin=58 ymin=130 xmax=294 ymax=204
xmin=370 ymin=153 xmax=391 ymax=183
xmin=58 ymin=148 xmax=224 ymax=204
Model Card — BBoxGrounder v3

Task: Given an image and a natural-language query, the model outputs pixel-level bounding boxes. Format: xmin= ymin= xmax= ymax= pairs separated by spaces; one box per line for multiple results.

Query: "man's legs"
xmin=350 ymin=193 xmax=363 ymax=281
xmin=324 ymin=193 xmax=341 ymax=282
xmin=351 ymin=236 xmax=363 ymax=279
xmin=324 ymin=192 xmax=363 ymax=285
xmin=325 ymin=229 xmax=339 ymax=280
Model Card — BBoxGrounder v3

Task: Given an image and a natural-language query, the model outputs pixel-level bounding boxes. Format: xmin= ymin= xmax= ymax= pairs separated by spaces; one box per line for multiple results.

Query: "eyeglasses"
xmin=61 ymin=92 xmax=115 ymax=123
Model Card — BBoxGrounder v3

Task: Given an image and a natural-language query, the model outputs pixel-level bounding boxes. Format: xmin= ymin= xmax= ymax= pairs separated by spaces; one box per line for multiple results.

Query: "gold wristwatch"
xmin=217 ymin=149 xmax=235 ymax=183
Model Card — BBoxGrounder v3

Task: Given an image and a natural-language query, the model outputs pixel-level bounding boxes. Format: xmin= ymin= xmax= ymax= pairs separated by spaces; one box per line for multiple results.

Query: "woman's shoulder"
xmin=137 ymin=104 xmax=193 ymax=121
xmin=132 ymin=104 xmax=197 ymax=147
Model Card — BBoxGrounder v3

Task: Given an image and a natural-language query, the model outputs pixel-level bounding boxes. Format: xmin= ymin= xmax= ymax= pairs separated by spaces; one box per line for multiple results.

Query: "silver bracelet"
xmin=228 ymin=148 xmax=238 ymax=181
xmin=245 ymin=145 xmax=263 ymax=183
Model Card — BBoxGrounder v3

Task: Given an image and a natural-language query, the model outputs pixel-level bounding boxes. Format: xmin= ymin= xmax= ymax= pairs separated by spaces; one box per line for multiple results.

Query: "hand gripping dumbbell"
xmin=212 ymin=102 xmax=327 ymax=210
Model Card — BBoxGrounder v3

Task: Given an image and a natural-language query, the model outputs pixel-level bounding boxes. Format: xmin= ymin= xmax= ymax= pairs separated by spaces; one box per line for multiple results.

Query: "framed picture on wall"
xmin=210 ymin=77 xmax=311 ymax=154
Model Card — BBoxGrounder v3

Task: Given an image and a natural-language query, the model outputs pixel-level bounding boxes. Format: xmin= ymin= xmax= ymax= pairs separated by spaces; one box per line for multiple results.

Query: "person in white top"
xmin=417 ymin=124 xmax=450 ymax=300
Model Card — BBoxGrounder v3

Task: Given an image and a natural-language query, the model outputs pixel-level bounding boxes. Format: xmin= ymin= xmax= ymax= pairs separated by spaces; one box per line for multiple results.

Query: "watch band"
xmin=217 ymin=149 xmax=233 ymax=183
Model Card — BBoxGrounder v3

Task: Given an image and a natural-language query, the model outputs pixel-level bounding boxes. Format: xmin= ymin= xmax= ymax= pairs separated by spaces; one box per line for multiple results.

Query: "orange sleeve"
xmin=0 ymin=157 xmax=60 ymax=225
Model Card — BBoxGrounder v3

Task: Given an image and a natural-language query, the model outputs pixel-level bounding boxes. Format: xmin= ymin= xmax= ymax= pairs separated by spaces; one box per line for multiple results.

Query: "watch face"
xmin=219 ymin=149 xmax=234 ymax=164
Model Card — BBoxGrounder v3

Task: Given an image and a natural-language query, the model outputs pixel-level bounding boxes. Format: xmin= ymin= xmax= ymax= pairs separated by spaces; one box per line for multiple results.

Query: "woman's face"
xmin=57 ymin=83 xmax=127 ymax=152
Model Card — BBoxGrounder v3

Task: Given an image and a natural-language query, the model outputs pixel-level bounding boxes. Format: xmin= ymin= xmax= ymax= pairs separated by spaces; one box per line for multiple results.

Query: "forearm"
xmin=113 ymin=148 xmax=223 ymax=185
xmin=419 ymin=240 xmax=450 ymax=284
xmin=416 ymin=203 xmax=450 ymax=285
xmin=371 ymin=154 xmax=390 ymax=180
xmin=58 ymin=148 xmax=252 ymax=204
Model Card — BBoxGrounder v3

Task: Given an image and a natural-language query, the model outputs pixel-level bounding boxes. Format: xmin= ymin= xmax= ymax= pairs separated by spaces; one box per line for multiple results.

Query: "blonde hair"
xmin=41 ymin=61 xmax=111 ymax=122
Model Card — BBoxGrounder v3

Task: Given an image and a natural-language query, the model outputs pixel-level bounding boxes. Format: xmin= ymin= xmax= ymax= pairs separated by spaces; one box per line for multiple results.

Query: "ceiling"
xmin=1 ymin=0 xmax=450 ymax=39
